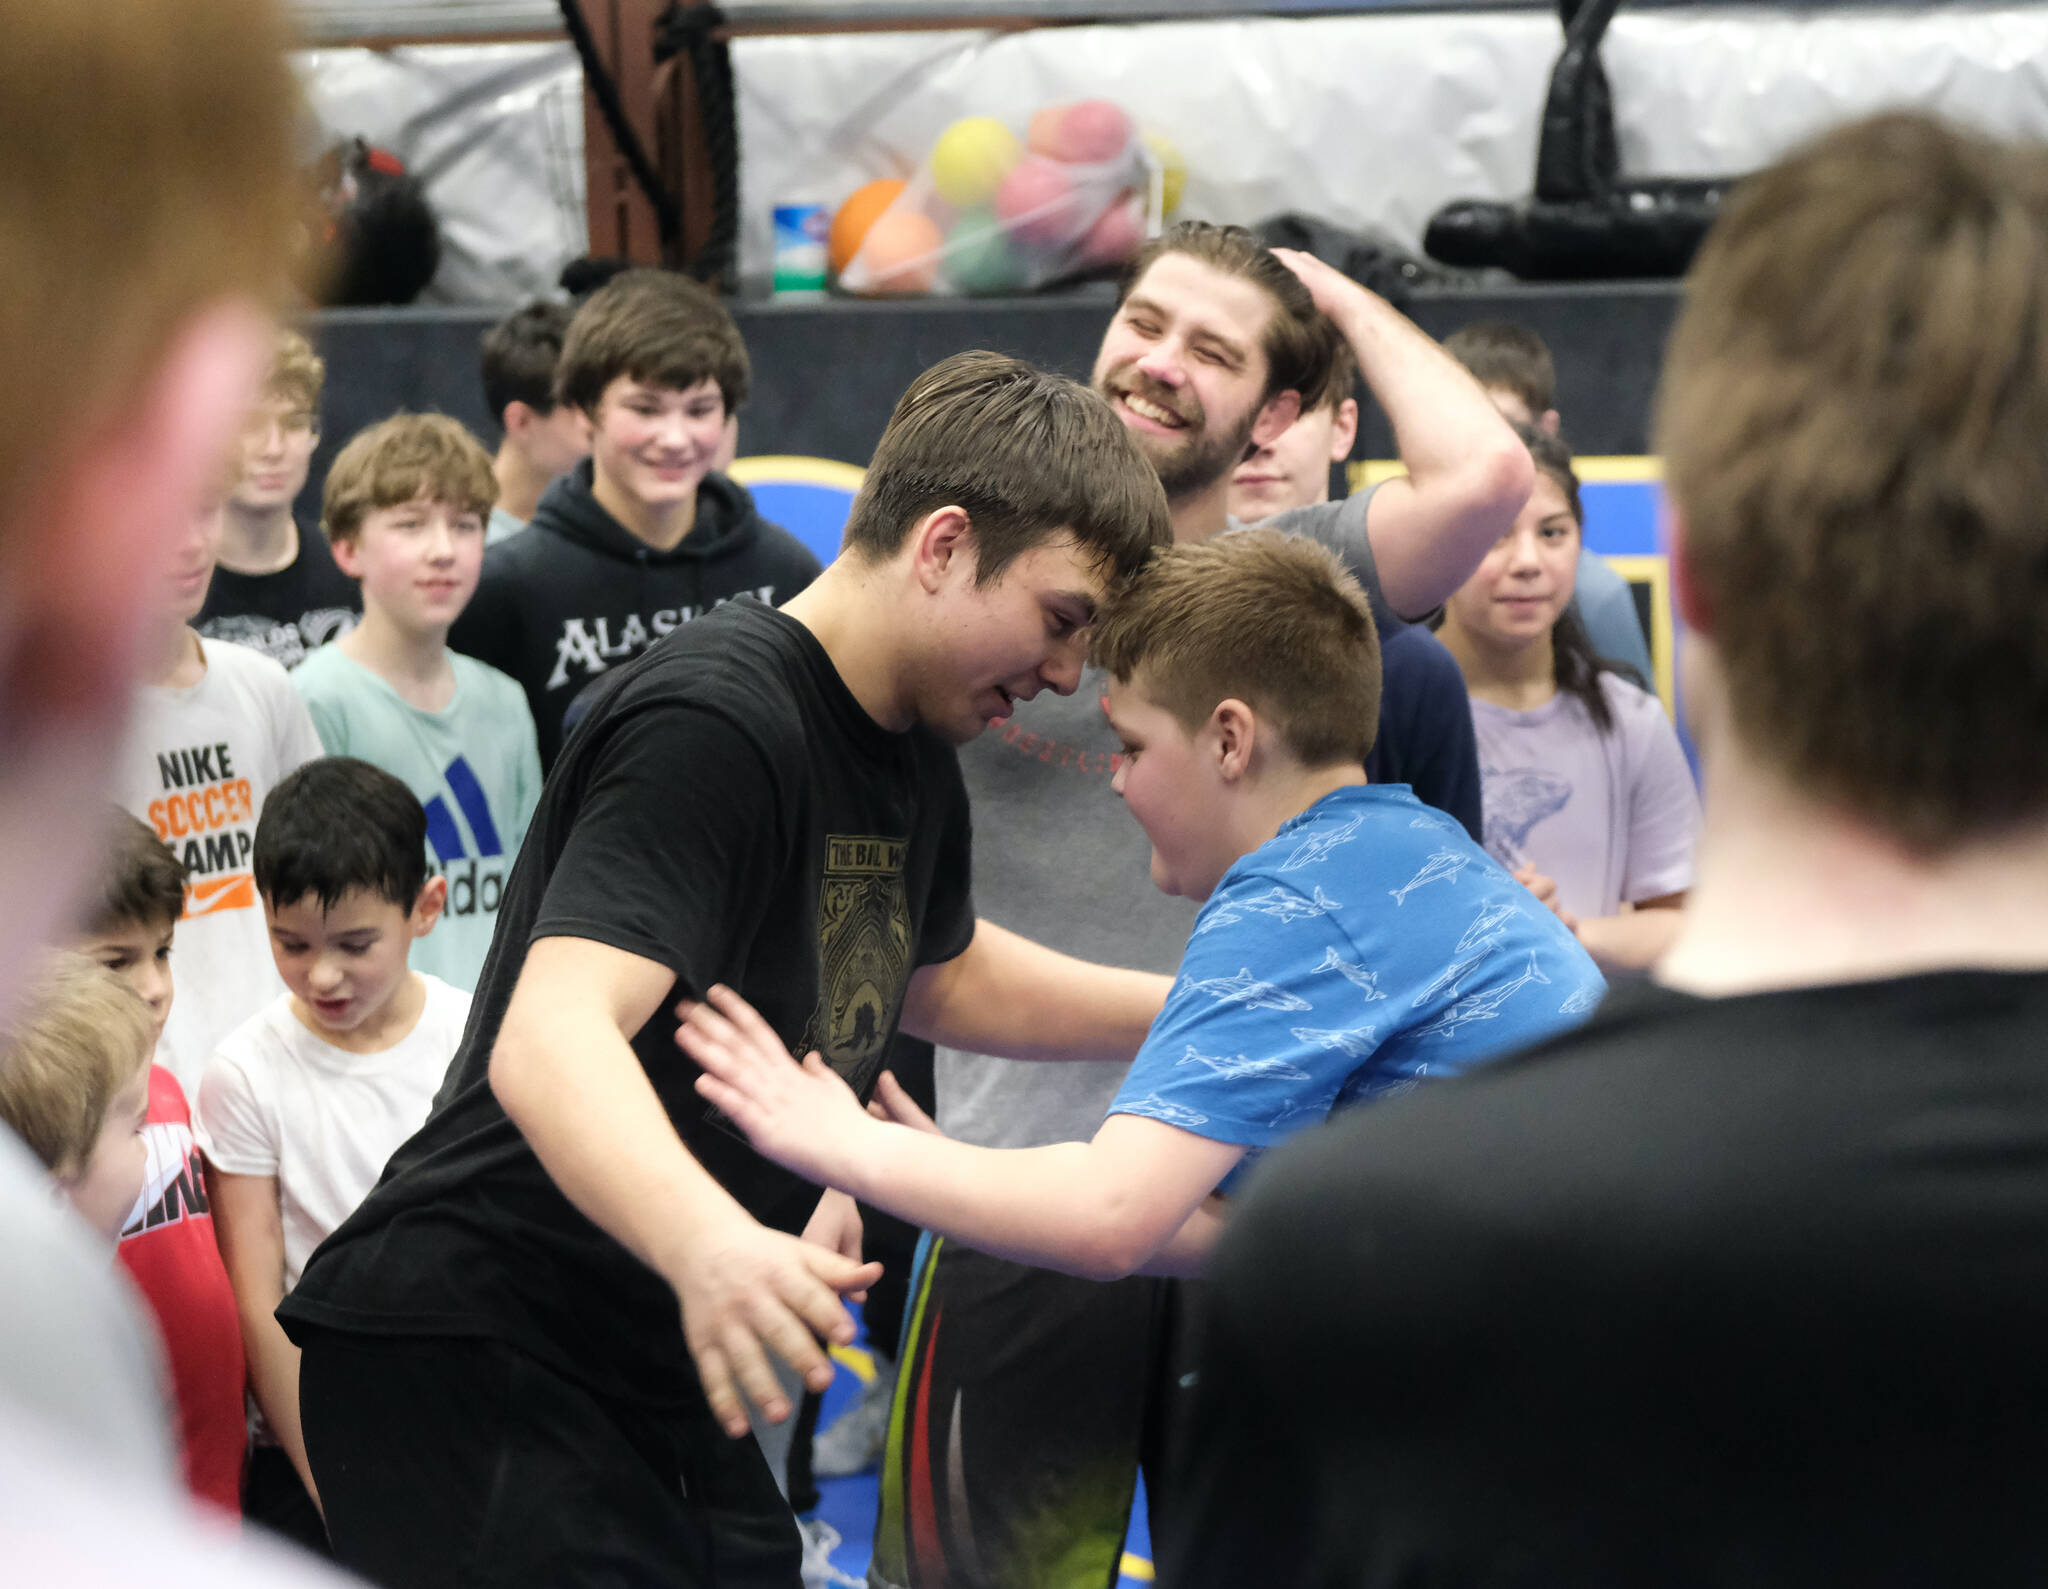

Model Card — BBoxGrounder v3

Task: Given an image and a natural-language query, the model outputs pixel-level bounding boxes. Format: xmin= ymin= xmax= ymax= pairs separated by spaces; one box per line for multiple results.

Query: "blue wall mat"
xmin=730 ymin=456 xmax=864 ymax=569
xmin=736 ymin=452 xmax=1697 ymax=780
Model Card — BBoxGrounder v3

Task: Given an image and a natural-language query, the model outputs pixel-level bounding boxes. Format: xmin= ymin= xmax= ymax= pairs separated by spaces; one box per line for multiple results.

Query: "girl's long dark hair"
xmin=1517 ymin=423 xmax=1643 ymax=737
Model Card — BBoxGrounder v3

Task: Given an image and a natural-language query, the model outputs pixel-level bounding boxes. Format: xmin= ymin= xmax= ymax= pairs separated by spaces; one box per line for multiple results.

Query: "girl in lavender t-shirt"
xmin=1437 ymin=427 xmax=1700 ymax=972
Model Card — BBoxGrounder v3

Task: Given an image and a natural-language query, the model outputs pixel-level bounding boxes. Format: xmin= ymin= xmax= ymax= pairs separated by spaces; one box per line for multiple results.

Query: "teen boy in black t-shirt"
xmin=196 ymin=328 xmax=361 ymax=668
xmin=1169 ymin=112 xmax=2048 ymax=1588
xmin=282 ymin=351 xmax=1176 ymax=1588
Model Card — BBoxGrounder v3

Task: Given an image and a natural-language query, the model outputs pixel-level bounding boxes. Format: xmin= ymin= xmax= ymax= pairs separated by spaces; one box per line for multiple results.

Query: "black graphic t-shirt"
xmin=196 ymin=523 xmax=361 ymax=670
xmin=1169 ymin=971 xmax=2048 ymax=1586
xmin=281 ymin=598 xmax=975 ymax=1409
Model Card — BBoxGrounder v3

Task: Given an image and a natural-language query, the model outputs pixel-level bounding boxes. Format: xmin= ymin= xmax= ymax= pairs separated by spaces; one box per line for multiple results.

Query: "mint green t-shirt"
xmin=293 ymin=646 xmax=543 ymax=992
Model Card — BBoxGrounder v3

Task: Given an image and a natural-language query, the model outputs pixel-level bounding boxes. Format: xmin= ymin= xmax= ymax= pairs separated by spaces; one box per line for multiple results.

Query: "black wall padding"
xmin=295 ymin=280 xmax=1683 ymax=529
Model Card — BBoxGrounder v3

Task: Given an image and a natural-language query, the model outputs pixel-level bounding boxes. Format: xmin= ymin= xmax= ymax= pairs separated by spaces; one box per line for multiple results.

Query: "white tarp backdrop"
xmin=289 ymin=6 xmax=2048 ymax=302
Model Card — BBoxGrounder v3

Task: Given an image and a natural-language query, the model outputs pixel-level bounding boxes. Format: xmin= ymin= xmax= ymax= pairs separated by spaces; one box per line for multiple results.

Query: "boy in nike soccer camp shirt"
xmin=678 ymin=530 xmax=1603 ymax=1280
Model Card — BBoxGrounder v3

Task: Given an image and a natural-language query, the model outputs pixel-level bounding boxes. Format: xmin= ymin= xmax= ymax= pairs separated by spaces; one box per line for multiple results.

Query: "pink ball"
xmin=1078 ymin=191 xmax=1145 ymax=267
xmin=1027 ymin=99 xmax=1133 ymax=166
xmin=995 ymin=156 xmax=1082 ymax=249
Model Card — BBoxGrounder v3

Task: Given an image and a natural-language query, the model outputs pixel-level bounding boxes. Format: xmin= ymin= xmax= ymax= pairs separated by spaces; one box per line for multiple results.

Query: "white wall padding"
xmin=732 ymin=6 xmax=2048 ymax=290
xmin=292 ymin=7 xmax=2048 ymax=302
xmin=295 ymin=42 xmax=588 ymax=303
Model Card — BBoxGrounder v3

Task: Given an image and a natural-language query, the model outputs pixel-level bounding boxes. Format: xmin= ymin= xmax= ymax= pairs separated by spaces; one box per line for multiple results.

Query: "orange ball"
xmin=856 ymin=207 xmax=944 ymax=295
xmin=829 ymin=179 xmax=906 ymax=277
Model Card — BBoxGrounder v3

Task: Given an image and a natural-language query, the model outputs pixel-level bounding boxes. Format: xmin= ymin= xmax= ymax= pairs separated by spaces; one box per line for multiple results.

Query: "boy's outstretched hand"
xmin=677 ymin=985 xmax=874 ymax=1190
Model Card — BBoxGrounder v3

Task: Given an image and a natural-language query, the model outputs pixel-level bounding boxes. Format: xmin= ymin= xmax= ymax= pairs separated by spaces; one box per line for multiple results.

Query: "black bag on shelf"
xmin=1424 ymin=0 xmax=1744 ymax=281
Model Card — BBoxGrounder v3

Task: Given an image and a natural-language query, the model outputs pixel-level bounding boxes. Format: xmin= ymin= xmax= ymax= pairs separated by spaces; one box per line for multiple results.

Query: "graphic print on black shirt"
xmin=196 ymin=524 xmax=361 ymax=670
xmin=280 ymin=599 xmax=975 ymax=1410
xmin=803 ymin=835 xmax=914 ymax=1097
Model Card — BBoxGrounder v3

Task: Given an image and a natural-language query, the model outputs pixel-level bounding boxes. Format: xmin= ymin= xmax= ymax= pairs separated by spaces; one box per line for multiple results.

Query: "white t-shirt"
xmin=115 ymin=638 xmax=324 ymax=1093
xmin=194 ymin=975 xmax=470 ymax=1291
xmin=1470 ymin=672 xmax=1701 ymax=920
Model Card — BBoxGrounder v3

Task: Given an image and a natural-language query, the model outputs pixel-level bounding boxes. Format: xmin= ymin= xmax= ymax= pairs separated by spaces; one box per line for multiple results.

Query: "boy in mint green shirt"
xmin=294 ymin=413 xmax=542 ymax=992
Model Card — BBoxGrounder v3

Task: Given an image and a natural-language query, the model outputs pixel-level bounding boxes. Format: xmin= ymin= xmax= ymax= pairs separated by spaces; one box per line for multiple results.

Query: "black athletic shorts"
xmin=299 ymin=1329 xmax=801 ymax=1589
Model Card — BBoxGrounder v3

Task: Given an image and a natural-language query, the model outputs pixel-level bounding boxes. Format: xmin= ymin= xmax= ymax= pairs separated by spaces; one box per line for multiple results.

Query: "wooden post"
xmin=580 ymin=0 xmax=668 ymax=266
xmin=655 ymin=6 xmax=726 ymax=283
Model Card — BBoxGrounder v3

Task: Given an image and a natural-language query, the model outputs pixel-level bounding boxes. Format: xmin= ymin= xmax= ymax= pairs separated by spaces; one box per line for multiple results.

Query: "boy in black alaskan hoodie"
xmin=452 ymin=270 xmax=822 ymax=768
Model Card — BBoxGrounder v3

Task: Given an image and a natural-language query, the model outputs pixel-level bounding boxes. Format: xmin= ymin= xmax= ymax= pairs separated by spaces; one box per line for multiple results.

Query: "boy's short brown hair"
xmin=1315 ymin=327 xmax=1359 ymax=417
xmin=841 ymin=350 xmax=1170 ymax=588
xmin=555 ymin=268 xmax=750 ymax=416
xmin=267 ymin=327 xmax=327 ymax=415
xmin=1443 ymin=321 xmax=1556 ymax=418
xmin=1656 ymin=111 xmax=2048 ymax=851
xmin=481 ymin=300 xmax=575 ymax=423
xmin=1121 ymin=222 xmax=1337 ymax=413
xmin=83 ymin=811 xmax=188 ymax=938
xmin=321 ymin=413 xmax=498 ymax=546
xmin=0 ymin=0 xmax=298 ymax=540
xmin=1092 ymin=529 xmax=1381 ymax=768
xmin=0 ymin=952 xmax=154 ymax=1178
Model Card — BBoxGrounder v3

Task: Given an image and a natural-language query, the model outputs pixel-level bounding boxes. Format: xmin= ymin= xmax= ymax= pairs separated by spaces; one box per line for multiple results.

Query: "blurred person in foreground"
xmin=1169 ymin=110 xmax=2048 ymax=1587
xmin=0 ymin=5 xmax=350 ymax=1583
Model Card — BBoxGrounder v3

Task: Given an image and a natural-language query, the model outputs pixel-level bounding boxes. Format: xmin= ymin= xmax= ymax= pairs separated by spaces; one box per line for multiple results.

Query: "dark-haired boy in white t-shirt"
xmin=197 ymin=756 xmax=466 ymax=1554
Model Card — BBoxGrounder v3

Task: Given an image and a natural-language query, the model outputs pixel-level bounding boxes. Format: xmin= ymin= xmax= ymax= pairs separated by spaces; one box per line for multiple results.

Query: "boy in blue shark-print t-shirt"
xmin=1110 ymin=785 xmax=1598 ymax=1194
xmin=672 ymin=531 xmax=1605 ymax=1290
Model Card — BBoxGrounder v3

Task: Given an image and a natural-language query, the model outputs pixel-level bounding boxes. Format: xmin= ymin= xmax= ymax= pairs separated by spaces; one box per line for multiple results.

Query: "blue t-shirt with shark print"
xmin=1108 ymin=783 xmax=1605 ymax=1193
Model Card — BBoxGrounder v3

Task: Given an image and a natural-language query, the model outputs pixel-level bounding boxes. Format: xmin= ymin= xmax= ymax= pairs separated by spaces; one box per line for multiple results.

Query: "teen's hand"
xmin=670 ymin=1212 xmax=881 ymax=1439
xmin=802 ymin=1187 xmax=868 ymax=1302
xmin=676 ymin=984 xmax=874 ymax=1188
xmin=868 ymin=1070 xmax=944 ymax=1137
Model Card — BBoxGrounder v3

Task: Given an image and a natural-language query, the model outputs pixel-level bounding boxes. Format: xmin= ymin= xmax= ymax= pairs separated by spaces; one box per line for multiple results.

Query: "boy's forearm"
xmin=242 ymin=1306 xmax=319 ymax=1507
xmin=902 ymin=920 xmax=1170 ymax=1062
xmin=503 ymin=938 xmax=880 ymax=1437
xmin=843 ymin=1129 xmax=1146 ymax=1281
xmin=493 ymin=994 xmax=751 ymax=1282
xmin=1136 ymin=1193 xmax=1231 ymax=1278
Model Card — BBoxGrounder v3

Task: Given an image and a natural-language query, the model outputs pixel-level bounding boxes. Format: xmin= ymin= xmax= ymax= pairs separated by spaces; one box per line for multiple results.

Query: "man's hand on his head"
xmin=1269 ymin=247 xmax=1378 ymax=321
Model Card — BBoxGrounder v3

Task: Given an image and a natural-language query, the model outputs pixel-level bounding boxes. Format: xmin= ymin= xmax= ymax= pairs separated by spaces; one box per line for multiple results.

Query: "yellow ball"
xmin=1142 ymin=129 xmax=1187 ymax=218
xmin=929 ymin=117 xmax=1022 ymax=208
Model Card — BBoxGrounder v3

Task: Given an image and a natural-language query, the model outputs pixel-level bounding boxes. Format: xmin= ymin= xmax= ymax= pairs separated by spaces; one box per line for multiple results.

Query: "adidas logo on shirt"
xmin=424 ymin=756 xmax=511 ymax=920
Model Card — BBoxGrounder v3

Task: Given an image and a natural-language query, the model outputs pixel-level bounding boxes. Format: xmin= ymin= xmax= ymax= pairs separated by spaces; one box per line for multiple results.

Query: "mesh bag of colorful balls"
xmin=831 ymin=100 xmax=1185 ymax=297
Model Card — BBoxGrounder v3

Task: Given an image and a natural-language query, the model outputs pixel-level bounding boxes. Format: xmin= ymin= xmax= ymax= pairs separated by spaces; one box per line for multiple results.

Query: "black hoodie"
xmin=451 ymin=460 xmax=823 ymax=767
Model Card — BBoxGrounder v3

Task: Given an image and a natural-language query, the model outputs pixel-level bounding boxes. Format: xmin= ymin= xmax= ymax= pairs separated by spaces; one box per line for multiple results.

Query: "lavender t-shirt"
xmin=1470 ymin=673 xmax=1700 ymax=919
